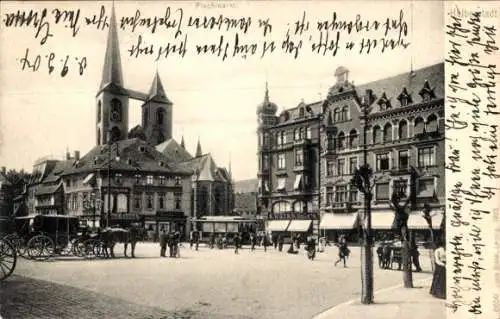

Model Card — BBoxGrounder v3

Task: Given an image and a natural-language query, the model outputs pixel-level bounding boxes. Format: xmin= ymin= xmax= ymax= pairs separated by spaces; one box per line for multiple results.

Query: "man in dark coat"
xmin=159 ymin=227 xmax=167 ymax=257
xmin=410 ymin=236 xmax=422 ymax=272
xmin=278 ymin=235 xmax=284 ymax=252
xmin=234 ymin=233 xmax=241 ymax=254
xmin=250 ymin=234 xmax=257 ymax=251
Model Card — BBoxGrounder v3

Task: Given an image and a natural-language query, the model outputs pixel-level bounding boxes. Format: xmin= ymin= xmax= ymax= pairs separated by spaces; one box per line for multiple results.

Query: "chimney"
xmin=1 ymin=166 xmax=5 ymax=175
xmin=74 ymin=151 xmax=80 ymax=161
xmin=66 ymin=151 xmax=71 ymax=160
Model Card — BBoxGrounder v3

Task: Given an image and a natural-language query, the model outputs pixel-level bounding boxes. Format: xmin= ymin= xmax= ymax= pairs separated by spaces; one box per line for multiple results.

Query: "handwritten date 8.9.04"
xmin=17 ymin=48 xmax=87 ymax=77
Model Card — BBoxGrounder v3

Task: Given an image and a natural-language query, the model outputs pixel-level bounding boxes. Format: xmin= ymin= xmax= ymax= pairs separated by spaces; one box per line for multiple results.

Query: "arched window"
xmin=334 ymin=108 xmax=340 ymax=122
xmin=109 ymin=126 xmax=121 ymax=142
xmin=341 ymin=106 xmax=348 ymax=121
xmin=349 ymin=129 xmax=358 ymax=148
xmin=414 ymin=117 xmax=425 ymax=135
xmin=399 ymin=120 xmax=408 ymax=139
xmin=299 ymin=107 xmax=305 ymax=118
xmin=426 ymin=114 xmax=438 ymax=133
xmin=306 ymin=127 xmax=311 ymax=139
xmin=299 ymin=127 xmax=305 ymax=139
xmin=373 ymin=126 xmax=382 ymax=144
xmin=383 ymin=123 xmax=392 ymax=142
xmin=294 ymin=129 xmax=299 ymax=140
xmin=337 ymin=132 xmax=346 ymax=150
xmin=293 ymin=201 xmax=303 ymax=213
xmin=327 ymin=133 xmax=335 ymax=150
xmin=156 ymin=108 xmax=165 ymax=125
xmin=273 ymin=201 xmax=291 ymax=214
xmin=110 ymin=99 xmax=122 ymax=122
xmin=142 ymin=108 xmax=148 ymax=127
xmin=97 ymin=101 xmax=102 ymax=123
xmin=328 ymin=111 xmax=333 ymax=124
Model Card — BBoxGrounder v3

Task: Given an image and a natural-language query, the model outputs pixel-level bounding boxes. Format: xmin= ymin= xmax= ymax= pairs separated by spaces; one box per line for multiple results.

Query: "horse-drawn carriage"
xmin=0 ymin=235 xmax=17 ymax=281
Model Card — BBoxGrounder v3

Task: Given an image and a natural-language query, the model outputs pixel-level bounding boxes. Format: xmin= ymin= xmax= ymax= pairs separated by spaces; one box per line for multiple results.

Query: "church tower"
xmin=142 ymin=70 xmax=173 ymax=145
xmin=96 ymin=4 xmax=129 ymax=145
xmin=256 ymin=82 xmax=277 ymax=214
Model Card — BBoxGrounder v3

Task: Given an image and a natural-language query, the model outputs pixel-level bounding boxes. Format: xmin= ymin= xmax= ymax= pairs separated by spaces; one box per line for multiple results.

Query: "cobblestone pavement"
xmin=0 ymin=275 xmax=248 ymax=319
xmin=8 ymin=243 xmax=435 ymax=319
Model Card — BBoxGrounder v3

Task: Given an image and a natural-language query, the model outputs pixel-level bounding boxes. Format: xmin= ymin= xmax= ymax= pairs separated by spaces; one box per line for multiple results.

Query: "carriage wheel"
xmin=27 ymin=235 xmax=54 ymax=261
xmin=82 ymin=239 xmax=97 ymax=260
xmin=0 ymin=238 xmax=17 ymax=281
xmin=3 ymin=234 xmax=26 ymax=258
xmin=94 ymin=240 xmax=107 ymax=259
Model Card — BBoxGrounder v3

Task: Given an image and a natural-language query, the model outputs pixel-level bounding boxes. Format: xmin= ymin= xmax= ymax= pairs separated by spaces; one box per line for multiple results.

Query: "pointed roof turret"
xmin=180 ymin=136 xmax=185 ymax=149
xmin=147 ymin=70 xmax=171 ymax=104
xmin=195 ymin=138 xmax=202 ymax=157
xmin=99 ymin=4 xmax=124 ymax=91
xmin=257 ymin=81 xmax=277 ymax=115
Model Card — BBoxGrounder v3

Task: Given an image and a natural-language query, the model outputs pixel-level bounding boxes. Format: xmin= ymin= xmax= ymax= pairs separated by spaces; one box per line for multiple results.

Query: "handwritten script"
xmin=2 ymin=4 xmax=411 ymax=77
xmin=445 ymin=4 xmax=499 ymax=317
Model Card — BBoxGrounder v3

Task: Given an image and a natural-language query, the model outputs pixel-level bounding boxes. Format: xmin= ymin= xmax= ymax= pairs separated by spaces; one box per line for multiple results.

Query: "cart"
xmin=23 ymin=215 xmax=80 ymax=261
xmin=0 ymin=236 xmax=17 ymax=281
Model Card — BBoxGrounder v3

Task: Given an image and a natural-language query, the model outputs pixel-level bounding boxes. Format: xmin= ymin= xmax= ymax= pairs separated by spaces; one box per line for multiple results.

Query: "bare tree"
xmin=390 ymin=191 xmax=413 ymax=288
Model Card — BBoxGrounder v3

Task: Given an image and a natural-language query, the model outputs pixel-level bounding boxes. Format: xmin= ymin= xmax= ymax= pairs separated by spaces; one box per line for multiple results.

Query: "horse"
xmin=99 ymin=224 xmax=139 ymax=258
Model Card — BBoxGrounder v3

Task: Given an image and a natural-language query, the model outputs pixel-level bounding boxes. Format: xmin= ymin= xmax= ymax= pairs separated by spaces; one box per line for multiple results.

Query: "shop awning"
xmin=370 ymin=211 xmax=395 ymax=230
xmin=320 ymin=213 xmax=358 ymax=229
xmin=287 ymin=219 xmax=312 ymax=232
xmin=408 ymin=211 xmax=443 ymax=229
xmin=267 ymin=220 xmax=291 ymax=232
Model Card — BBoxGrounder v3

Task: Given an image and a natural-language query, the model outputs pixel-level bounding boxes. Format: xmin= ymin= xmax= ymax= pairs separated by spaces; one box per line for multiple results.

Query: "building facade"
xmin=257 ymin=64 xmax=445 ymax=240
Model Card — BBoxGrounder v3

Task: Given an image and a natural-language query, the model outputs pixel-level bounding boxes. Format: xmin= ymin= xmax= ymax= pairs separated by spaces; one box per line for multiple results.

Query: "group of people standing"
xmin=158 ymin=227 xmax=181 ymax=258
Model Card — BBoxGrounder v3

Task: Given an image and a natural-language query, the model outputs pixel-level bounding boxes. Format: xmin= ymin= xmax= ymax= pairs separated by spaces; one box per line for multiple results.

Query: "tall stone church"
xmin=96 ymin=5 xmax=172 ymax=146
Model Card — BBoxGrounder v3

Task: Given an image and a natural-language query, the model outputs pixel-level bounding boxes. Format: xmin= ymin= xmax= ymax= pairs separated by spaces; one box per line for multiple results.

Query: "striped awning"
xmin=267 ymin=220 xmax=291 ymax=232
xmin=320 ymin=213 xmax=358 ymax=229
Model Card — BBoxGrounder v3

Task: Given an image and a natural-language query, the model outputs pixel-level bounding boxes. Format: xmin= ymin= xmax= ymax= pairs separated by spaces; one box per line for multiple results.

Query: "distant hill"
xmin=234 ymin=178 xmax=258 ymax=193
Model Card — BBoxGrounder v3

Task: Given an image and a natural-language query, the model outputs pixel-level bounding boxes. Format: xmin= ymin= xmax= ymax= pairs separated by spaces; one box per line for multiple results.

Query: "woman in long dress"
xmin=430 ymin=242 xmax=446 ymax=299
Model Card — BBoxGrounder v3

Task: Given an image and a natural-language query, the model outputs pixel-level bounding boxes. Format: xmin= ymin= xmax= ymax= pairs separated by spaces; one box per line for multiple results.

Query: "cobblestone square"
xmin=4 ymin=243 xmax=435 ymax=319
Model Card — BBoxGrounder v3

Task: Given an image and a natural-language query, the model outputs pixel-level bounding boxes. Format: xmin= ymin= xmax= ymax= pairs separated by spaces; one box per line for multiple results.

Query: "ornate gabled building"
xmin=257 ymin=63 xmax=445 ymax=241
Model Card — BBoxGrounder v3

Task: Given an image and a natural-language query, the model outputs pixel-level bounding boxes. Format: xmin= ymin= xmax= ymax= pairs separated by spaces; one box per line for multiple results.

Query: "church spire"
xmin=180 ymin=135 xmax=185 ymax=149
xmin=147 ymin=70 xmax=170 ymax=103
xmin=264 ymin=81 xmax=269 ymax=103
xmin=195 ymin=138 xmax=202 ymax=157
xmin=100 ymin=3 xmax=124 ymax=90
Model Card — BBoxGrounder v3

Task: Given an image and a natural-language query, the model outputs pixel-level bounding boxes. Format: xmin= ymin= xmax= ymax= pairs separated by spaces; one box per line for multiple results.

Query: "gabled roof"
xmin=184 ymin=154 xmax=230 ymax=183
xmin=63 ymin=138 xmax=192 ymax=175
xmin=35 ymin=183 xmax=62 ymax=196
xmin=156 ymin=138 xmax=193 ymax=163
xmin=43 ymin=160 xmax=76 ymax=183
xmin=356 ymin=63 xmax=444 ymax=113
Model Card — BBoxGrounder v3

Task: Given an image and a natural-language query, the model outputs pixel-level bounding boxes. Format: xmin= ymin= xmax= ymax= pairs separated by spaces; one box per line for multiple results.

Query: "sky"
xmin=0 ymin=1 xmax=444 ymax=181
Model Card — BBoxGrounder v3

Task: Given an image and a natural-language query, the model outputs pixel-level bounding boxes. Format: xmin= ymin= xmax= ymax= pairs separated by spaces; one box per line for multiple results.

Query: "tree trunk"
xmin=361 ymin=244 xmax=374 ymax=303
xmin=402 ymin=226 xmax=413 ymax=288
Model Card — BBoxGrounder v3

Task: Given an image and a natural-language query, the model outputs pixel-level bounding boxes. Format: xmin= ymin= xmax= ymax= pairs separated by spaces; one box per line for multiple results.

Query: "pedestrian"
xmin=334 ymin=236 xmax=350 ymax=267
xmin=430 ymin=239 xmax=446 ymax=299
xmin=209 ymin=232 xmax=215 ymax=249
xmin=234 ymin=233 xmax=241 ymax=254
xmin=262 ymin=234 xmax=269 ymax=252
xmin=159 ymin=227 xmax=167 ymax=257
xmin=296 ymin=234 xmax=302 ymax=249
xmin=167 ymin=232 xmax=174 ymax=257
xmin=306 ymin=236 xmax=316 ymax=261
xmin=278 ymin=235 xmax=284 ymax=252
xmin=250 ymin=233 xmax=256 ymax=251
xmin=189 ymin=231 xmax=194 ymax=249
xmin=410 ymin=236 xmax=422 ymax=272
xmin=194 ymin=231 xmax=199 ymax=251
xmin=273 ymin=234 xmax=278 ymax=249
xmin=175 ymin=231 xmax=181 ymax=258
